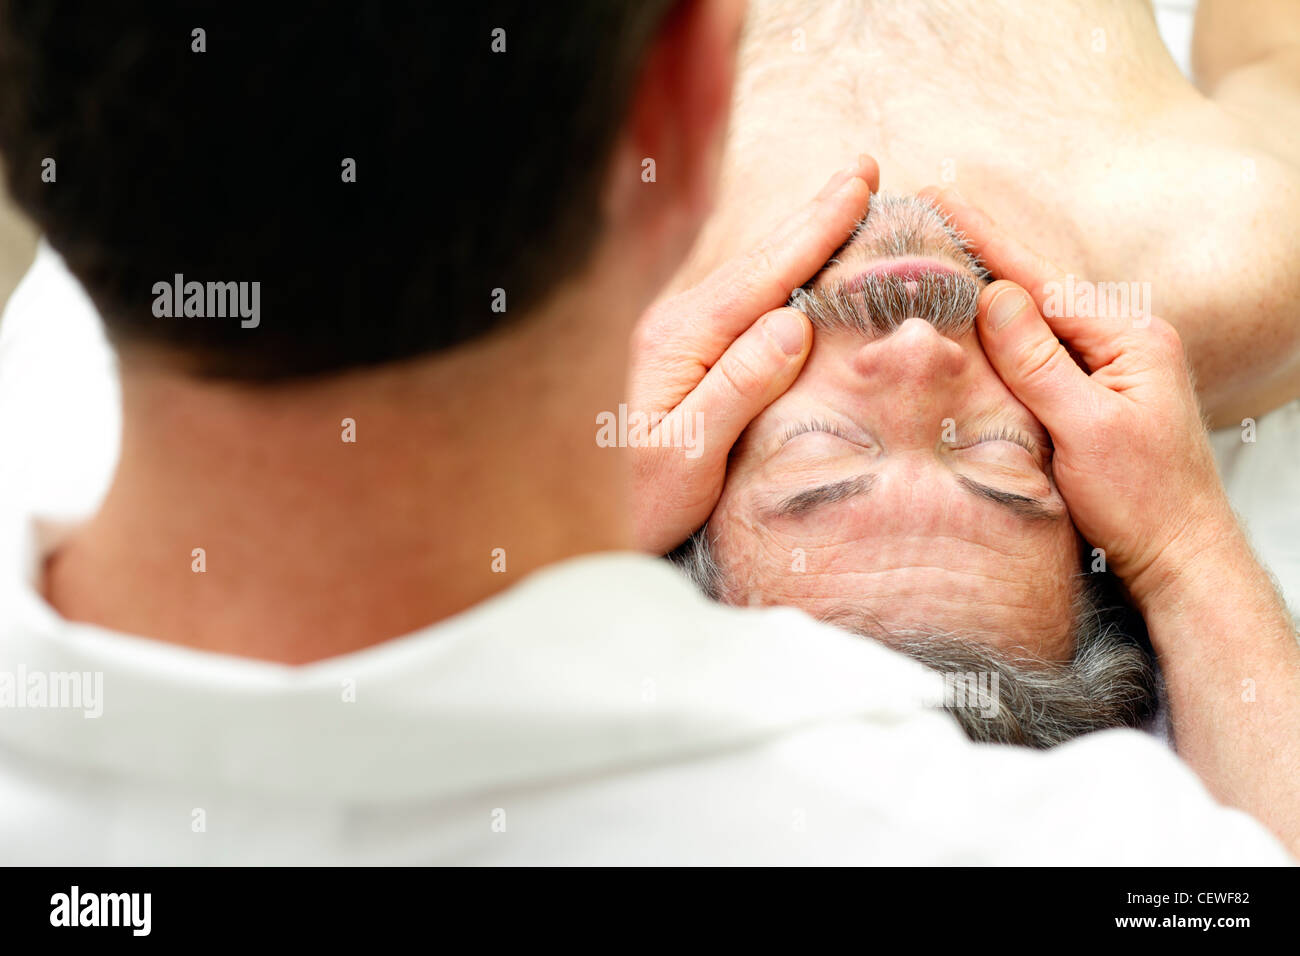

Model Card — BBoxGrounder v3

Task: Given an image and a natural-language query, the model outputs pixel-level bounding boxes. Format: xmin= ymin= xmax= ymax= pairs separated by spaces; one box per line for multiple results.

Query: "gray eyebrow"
xmin=765 ymin=472 xmax=1061 ymax=522
xmin=767 ymin=474 xmax=878 ymax=519
xmin=956 ymin=475 xmax=1061 ymax=521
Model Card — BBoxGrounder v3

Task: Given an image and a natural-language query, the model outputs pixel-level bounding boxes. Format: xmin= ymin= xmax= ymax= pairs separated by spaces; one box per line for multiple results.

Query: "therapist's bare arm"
xmin=928 ymin=186 xmax=1300 ymax=854
xmin=1131 ymin=518 xmax=1300 ymax=855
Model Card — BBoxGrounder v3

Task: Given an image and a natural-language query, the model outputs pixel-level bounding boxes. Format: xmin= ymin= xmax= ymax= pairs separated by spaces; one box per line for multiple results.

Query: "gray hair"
xmin=669 ymin=526 xmax=1157 ymax=749
xmin=791 ymin=272 xmax=981 ymax=339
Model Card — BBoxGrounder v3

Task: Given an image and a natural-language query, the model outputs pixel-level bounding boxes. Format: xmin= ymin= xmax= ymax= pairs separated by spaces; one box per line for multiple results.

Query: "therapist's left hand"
xmin=920 ymin=185 xmax=1229 ymax=604
xmin=627 ymin=156 xmax=878 ymax=554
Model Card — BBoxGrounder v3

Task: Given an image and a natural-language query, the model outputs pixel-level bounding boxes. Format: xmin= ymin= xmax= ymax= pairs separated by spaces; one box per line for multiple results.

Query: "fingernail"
xmin=943 ymin=185 xmax=967 ymax=204
xmin=817 ymin=165 xmax=857 ymax=199
xmin=988 ymin=287 xmax=1029 ymax=330
xmin=765 ymin=312 xmax=807 ymax=355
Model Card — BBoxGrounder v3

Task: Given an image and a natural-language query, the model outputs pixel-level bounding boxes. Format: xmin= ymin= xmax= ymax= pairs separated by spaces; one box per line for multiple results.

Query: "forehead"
xmin=711 ymin=474 xmax=1080 ymax=658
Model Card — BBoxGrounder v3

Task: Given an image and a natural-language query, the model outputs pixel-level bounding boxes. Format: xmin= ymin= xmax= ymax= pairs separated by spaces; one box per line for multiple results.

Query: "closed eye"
xmin=779 ymin=418 xmax=857 ymax=445
xmin=958 ymin=425 xmax=1051 ymax=481
xmin=968 ymin=426 xmax=1041 ymax=457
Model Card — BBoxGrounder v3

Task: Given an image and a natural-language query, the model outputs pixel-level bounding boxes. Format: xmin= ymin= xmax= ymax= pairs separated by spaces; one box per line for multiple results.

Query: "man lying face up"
xmin=671 ymin=193 xmax=1156 ymax=748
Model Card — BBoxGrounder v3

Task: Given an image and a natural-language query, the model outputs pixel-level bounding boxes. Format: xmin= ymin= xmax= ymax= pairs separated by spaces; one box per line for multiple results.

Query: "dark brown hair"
xmin=0 ymin=1 xmax=679 ymax=378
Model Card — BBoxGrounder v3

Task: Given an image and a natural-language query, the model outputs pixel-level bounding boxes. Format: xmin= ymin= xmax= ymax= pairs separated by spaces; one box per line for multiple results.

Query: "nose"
xmin=851 ymin=317 xmax=967 ymax=390
xmin=847 ymin=318 xmax=968 ymax=452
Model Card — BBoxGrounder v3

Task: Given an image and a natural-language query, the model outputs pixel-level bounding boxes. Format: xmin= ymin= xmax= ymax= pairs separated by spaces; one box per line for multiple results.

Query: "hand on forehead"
xmin=707 ymin=201 xmax=1081 ymax=661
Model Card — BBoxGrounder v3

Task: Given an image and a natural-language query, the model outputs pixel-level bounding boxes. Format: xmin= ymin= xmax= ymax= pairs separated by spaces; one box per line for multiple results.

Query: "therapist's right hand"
xmin=925 ymin=188 xmax=1237 ymax=608
xmin=627 ymin=157 xmax=877 ymax=555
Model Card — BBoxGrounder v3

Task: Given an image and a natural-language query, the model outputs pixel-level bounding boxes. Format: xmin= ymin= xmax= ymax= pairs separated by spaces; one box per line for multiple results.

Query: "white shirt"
xmin=0 ymin=527 xmax=1291 ymax=865
xmin=0 ymin=245 xmax=1292 ymax=865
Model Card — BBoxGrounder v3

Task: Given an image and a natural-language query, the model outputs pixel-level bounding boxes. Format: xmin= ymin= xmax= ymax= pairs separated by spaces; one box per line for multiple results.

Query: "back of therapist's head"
xmin=0 ymin=1 xmax=714 ymax=380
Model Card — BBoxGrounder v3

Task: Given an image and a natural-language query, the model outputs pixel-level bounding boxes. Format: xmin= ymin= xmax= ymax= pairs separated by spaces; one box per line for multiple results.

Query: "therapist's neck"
xmin=44 ymin=271 xmax=637 ymax=665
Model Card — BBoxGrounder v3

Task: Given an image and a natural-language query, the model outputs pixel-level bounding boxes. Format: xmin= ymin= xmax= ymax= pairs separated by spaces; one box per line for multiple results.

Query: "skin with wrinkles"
xmin=710 ymin=297 xmax=1080 ymax=661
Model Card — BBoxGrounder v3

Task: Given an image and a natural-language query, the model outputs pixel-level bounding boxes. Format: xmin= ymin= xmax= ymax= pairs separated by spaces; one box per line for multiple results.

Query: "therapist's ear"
xmin=604 ymin=0 xmax=744 ymax=261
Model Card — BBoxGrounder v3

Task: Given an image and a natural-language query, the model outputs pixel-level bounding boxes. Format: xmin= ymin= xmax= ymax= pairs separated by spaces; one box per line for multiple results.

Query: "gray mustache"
xmin=790 ymin=271 xmax=983 ymax=337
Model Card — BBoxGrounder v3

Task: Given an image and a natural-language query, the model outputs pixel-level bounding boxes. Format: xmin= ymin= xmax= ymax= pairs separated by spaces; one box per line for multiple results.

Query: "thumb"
xmin=677 ymin=308 xmax=811 ymax=458
xmin=978 ymin=281 xmax=1094 ymax=435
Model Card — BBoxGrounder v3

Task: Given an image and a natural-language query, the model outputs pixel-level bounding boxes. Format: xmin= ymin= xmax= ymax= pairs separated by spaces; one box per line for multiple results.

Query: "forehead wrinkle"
xmin=712 ymin=511 xmax=1079 ymax=652
xmin=751 ymin=505 xmax=1067 ymax=565
xmin=752 ymin=559 xmax=1074 ymax=637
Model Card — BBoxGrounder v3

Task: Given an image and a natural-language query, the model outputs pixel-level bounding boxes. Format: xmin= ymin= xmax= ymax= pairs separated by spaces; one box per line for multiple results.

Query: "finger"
xmin=674 ymin=307 xmax=812 ymax=460
xmin=924 ymin=186 xmax=1126 ymax=370
xmin=661 ymin=157 xmax=876 ymax=355
xmin=977 ymin=281 xmax=1098 ymax=437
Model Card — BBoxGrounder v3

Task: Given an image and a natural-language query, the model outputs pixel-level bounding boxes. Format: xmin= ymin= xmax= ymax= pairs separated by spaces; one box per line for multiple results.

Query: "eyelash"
xmin=781 ymin=420 xmax=1038 ymax=455
xmin=975 ymin=426 xmax=1039 ymax=455
xmin=780 ymin=419 xmax=854 ymax=444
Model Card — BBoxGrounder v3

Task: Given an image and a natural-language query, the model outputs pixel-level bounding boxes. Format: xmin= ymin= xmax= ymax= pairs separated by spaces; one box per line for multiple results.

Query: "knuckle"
xmin=716 ymin=349 xmax=768 ymax=400
xmin=1013 ymin=337 xmax=1067 ymax=390
xmin=749 ymin=244 xmax=778 ymax=277
xmin=631 ymin=306 xmax=682 ymax=354
xmin=736 ymin=248 xmax=787 ymax=304
xmin=629 ymin=319 xmax=660 ymax=355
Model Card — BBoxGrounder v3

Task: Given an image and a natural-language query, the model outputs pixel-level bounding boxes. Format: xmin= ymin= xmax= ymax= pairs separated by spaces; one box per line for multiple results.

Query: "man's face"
xmin=709 ymin=194 xmax=1081 ymax=661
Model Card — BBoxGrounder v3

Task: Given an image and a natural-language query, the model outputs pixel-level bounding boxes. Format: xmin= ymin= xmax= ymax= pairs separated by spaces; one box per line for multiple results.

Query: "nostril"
xmin=852 ymin=319 xmax=967 ymax=381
